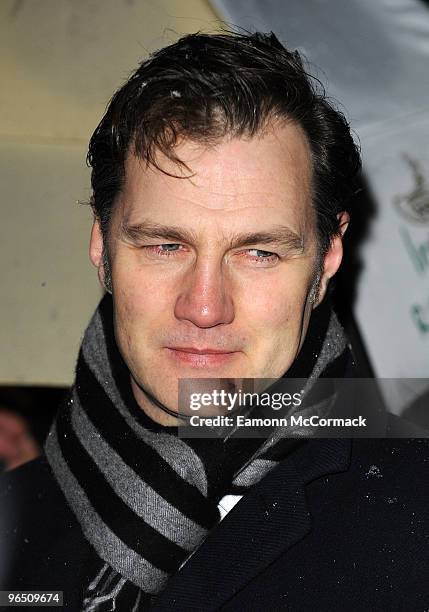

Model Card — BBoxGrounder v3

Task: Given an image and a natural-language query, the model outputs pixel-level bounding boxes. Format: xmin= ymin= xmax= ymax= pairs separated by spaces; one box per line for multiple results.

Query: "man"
xmin=1 ymin=32 xmax=428 ymax=611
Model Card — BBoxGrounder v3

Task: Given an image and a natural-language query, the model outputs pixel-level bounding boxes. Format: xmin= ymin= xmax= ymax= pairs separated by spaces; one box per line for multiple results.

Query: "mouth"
xmin=166 ymin=347 xmax=239 ymax=367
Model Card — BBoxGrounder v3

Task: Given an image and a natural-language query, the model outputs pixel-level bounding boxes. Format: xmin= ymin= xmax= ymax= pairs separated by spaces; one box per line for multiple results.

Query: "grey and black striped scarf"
xmin=44 ymin=295 xmax=351 ymax=611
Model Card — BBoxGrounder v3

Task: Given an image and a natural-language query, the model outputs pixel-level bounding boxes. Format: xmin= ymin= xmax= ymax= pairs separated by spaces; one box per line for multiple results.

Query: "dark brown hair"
xmin=87 ymin=31 xmax=361 ymax=257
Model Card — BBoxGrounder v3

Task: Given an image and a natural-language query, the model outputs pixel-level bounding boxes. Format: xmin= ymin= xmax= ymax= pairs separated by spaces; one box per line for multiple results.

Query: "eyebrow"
xmin=120 ymin=221 xmax=198 ymax=245
xmin=119 ymin=220 xmax=305 ymax=252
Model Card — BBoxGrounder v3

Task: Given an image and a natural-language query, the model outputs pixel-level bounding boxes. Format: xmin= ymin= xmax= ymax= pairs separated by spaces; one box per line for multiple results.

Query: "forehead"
xmin=115 ymin=121 xmax=315 ymax=235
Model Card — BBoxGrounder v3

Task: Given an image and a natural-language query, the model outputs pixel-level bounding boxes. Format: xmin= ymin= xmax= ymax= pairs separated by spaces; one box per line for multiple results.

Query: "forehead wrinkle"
xmin=145 ymin=153 xmax=312 ymax=212
xmin=140 ymin=189 xmax=312 ymax=216
xmin=152 ymin=172 xmax=289 ymax=210
xmin=159 ymin=169 xmax=310 ymax=203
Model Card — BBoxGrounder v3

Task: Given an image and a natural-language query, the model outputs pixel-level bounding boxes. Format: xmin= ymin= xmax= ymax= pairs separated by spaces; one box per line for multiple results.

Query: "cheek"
xmin=241 ymin=268 xmax=314 ymax=333
xmin=113 ymin=255 xmax=171 ymax=312
xmin=111 ymin=260 xmax=174 ymax=353
xmin=241 ymin=276 xmax=314 ymax=377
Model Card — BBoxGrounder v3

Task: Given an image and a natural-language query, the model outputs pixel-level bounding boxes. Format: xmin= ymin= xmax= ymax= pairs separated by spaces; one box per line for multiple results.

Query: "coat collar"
xmin=152 ymin=438 xmax=352 ymax=611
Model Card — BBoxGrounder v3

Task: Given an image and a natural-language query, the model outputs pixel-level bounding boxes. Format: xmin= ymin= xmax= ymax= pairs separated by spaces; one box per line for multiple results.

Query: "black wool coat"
xmin=1 ymin=437 xmax=428 ymax=611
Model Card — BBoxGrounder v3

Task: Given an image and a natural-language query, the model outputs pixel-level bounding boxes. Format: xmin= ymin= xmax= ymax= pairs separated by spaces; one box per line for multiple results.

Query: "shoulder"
xmin=348 ymin=437 xmax=429 ymax=512
xmin=0 ymin=455 xmax=74 ymax=528
xmin=318 ymin=437 xmax=429 ymax=504
xmin=348 ymin=436 xmax=429 ymax=479
xmin=0 ymin=455 xmax=91 ymax=594
xmin=307 ymin=438 xmax=429 ymax=555
xmin=0 ymin=454 xmax=80 ymax=550
xmin=304 ymin=436 xmax=429 ymax=504
xmin=298 ymin=438 xmax=429 ymax=604
xmin=1 ymin=454 xmax=61 ymax=498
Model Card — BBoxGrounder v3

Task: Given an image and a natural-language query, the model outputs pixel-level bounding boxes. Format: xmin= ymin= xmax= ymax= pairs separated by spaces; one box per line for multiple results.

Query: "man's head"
xmin=88 ymin=32 xmax=361 ymax=422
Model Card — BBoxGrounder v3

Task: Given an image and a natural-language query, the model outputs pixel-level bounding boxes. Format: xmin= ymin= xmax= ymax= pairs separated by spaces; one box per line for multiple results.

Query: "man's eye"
xmin=144 ymin=244 xmax=183 ymax=257
xmin=248 ymin=249 xmax=273 ymax=257
xmin=158 ymin=244 xmax=181 ymax=252
xmin=247 ymin=249 xmax=278 ymax=263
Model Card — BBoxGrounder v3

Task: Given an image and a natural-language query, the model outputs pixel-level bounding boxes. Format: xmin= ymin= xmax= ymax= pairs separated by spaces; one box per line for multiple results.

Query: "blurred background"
xmin=1 ymin=0 xmax=428 ymax=470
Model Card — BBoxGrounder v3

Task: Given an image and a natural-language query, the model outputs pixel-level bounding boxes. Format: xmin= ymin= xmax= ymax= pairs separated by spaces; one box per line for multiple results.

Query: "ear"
xmin=313 ymin=211 xmax=349 ymax=308
xmin=89 ymin=218 xmax=108 ymax=291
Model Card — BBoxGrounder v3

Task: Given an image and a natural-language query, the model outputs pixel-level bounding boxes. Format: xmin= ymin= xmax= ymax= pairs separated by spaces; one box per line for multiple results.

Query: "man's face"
xmin=90 ymin=121 xmax=344 ymax=423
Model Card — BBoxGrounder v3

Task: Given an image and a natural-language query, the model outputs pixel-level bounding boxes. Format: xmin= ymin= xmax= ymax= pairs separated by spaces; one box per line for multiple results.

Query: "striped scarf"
xmin=44 ymin=295 xmax=350 ymax=611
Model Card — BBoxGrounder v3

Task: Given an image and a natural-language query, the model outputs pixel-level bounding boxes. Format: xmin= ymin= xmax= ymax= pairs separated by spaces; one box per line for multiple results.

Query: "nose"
xmin=174 ymin=259 xmax=235 ymax=328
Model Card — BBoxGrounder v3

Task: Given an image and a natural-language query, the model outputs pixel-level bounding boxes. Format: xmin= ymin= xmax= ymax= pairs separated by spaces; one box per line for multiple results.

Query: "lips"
xmin=169 ymin=347 xmax=235 ymax=354
xmin=166 ymin=346 xmax=238 ymax=367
